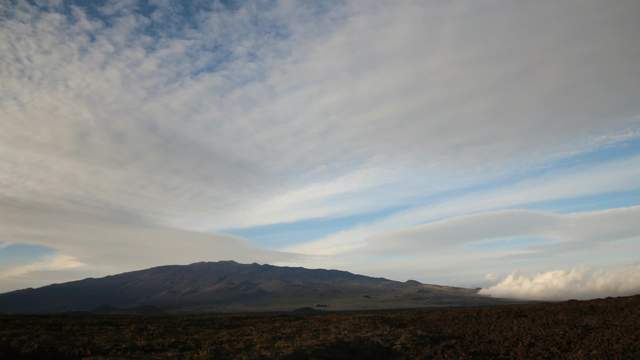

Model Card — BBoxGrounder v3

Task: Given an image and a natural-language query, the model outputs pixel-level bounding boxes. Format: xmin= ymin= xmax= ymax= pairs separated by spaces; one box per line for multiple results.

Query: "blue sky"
xmin=1 ymin=0 xmax=640 ymax=300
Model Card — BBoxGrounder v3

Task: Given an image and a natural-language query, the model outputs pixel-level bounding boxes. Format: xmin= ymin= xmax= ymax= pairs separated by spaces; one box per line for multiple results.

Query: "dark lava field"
xmin=1 ymin=295 xmax=639 ymax=359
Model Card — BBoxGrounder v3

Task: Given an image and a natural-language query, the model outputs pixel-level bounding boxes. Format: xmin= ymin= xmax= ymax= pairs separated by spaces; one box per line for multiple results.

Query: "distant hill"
xmin=0 ymin=261 xmax=514 ymax=313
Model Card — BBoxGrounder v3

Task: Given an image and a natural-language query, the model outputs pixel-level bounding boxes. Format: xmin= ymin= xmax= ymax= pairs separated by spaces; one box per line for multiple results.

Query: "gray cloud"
xmin=0 ymin=198 xmax=294 ymax=291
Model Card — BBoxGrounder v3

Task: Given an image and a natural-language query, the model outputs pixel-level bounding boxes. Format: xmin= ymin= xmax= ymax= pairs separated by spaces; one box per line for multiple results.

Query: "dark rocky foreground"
xmin=1 ymin=295 xmax=639 ymax=359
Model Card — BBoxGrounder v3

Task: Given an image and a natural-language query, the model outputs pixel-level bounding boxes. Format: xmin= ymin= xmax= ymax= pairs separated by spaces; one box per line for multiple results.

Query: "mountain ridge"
xmin=0 ymin=261 xmax=514 ymax=313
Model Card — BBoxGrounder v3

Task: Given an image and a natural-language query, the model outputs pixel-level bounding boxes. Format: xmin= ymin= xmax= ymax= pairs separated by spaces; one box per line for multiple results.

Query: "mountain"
xmin=0 ymin=261 xmax=513 ymax=313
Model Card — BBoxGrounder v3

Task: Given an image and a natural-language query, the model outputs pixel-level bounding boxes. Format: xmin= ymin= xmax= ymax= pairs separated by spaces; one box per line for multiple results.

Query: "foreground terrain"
xmin=1 ymin=295 xmax=639 ymax=359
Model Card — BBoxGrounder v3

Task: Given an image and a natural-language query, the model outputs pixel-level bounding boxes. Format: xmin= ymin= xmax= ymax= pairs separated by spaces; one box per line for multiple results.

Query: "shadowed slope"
xmin=0 ymin=261 xmax=509 ymax=313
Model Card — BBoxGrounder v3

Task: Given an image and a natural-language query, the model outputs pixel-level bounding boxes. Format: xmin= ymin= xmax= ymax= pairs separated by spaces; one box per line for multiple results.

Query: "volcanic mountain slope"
xmin=0 ymin=261 xmax=512 ymax=313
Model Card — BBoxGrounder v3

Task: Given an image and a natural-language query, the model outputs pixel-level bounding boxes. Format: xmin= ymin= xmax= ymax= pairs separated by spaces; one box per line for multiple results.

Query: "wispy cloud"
xmin=284 ymin=206 xmax=640 ymax=287
xmin=0 ymin=255 xmax=84 ymax=279
xmin=365 ymin=206 xmax=640 ymax=256
xmin=1 ymin=0 xmax=640 ymax=292
xmin=0 ymin=199 xmax=294 ymax=277
xmin=288 ymin=155 xmax=640 ymax=256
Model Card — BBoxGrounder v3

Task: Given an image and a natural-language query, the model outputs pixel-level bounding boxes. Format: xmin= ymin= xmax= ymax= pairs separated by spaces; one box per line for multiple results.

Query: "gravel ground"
xmin=1 ymin=295 xmax=639 ymax=359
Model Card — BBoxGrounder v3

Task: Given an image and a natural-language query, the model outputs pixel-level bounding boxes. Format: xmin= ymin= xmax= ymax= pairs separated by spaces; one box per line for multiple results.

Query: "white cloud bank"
xmin=480 ymin=264 xmax=640 ymax=301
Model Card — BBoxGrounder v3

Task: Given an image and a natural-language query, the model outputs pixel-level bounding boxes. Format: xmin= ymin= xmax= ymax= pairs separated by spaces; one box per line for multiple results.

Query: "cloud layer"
xmin=1 ymin=0 xmax=640 ymax=292
xmin=2 ymin=0 xmax=639 ymax=230
xmin=481 ymin=264 xmax=640 ymax=301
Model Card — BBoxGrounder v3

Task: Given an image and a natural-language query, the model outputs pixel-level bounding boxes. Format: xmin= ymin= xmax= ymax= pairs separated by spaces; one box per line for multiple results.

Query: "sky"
xmin=1 ymin=0 xmax=640 ymax=300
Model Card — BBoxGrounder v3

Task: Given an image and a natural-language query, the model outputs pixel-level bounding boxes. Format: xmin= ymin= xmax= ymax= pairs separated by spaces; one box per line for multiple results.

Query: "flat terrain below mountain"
xmin=1 ymin=295 xmax=638 ymax=359
xmin=0 ymin=261 xmax=511 ymax=314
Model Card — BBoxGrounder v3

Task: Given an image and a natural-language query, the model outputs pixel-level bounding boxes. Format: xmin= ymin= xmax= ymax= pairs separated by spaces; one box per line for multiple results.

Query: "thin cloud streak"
xmin=284 ymin=207 xmax=640 ymax=286
xmin=289 ymin=154 xmax=640 ymax=256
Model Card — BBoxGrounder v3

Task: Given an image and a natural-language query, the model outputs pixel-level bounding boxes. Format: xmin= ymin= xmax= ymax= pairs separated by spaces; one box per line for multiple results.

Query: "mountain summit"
xmin=0 ymin=261 xmax=509 ymax=313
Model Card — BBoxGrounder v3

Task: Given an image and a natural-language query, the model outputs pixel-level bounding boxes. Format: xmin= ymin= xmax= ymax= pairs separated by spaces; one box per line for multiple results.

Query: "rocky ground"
xmin=1 ymin=295 xmax=639 ymax=359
